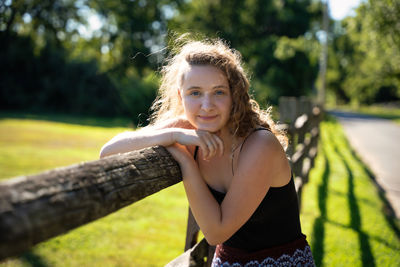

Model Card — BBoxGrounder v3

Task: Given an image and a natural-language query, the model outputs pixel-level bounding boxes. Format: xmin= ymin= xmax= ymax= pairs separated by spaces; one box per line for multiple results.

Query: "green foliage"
xmin=0 ymin=32 xmax=123 ymax=117
xmin=0 ymin=0 xmax=84 ymax=49
xmin=327 ymin=0 xmax=400 ymax=105
xmin=169 ymin=0 xmax=321 ymax=104
xmin=1 ymin=0 xmax=322 ymax=118
xmin=112 ymin=70 xmax=159 ymax=126
xmin=85 ymin=0 xmax=182 ymax=74
xmin=0 ymin=0 xmax=179 ymax=121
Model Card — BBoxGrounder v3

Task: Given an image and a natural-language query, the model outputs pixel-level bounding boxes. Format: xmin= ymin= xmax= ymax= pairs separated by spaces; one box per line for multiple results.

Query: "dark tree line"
xmin=0 ymin=32 xmax=122 ymax=116
xmin=3 ymin=0 xmax=396 ymax=122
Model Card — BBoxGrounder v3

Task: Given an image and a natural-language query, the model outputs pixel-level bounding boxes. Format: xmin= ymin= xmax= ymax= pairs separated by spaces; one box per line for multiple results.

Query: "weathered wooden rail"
xmin=279 ymin=97 xmax=323 ymax=207
xmin=0 ymin=146 xmax=181 ymax=260
xmin=0 ymin=97 xmax=323 ymax=266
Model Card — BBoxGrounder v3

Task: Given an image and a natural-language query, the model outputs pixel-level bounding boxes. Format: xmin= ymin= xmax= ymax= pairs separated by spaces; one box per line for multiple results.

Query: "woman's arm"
xmin=167 ymin=130 xmax=291 ymax=245
xmin=100 ymin=117 xmax=191 ymax=158
xmin=99 ymin=127 xmax=176 ymax=158
xmin=100 ymin=117 xmax=224 ymax=159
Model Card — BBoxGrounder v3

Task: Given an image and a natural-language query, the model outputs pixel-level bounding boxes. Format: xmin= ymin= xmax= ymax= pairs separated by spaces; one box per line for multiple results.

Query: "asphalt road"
xmin=330 ymin=110 xmax=400 ymax=219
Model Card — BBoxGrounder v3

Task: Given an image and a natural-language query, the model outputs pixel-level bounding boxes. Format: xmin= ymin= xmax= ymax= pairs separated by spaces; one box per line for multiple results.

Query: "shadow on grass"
xmin=333 ymin=144 xmax=376 ymax=267
xmin=21 ymin=251 xmax=49 ymax=267
xmin=0 ymin=111 xmax=135 ymax=128
xmin=342 ymin=137 xmax=400 ymax=240
xmin=311 ymin=145 xmax=330 ymax=267
xmin=329 ymin=112 xmax=400 ymax=239
xmin=324 ymin=218 xmax=399 ymax=251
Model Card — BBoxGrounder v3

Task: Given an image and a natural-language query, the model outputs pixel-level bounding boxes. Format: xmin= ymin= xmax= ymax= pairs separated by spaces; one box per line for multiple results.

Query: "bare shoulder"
xmin=238 ymin=129 xmax=291 ymax=187
xmin=242 ymin=129 xmax=285 ymax=155
xmin=219 ymin=129 xmax=291 ymax=238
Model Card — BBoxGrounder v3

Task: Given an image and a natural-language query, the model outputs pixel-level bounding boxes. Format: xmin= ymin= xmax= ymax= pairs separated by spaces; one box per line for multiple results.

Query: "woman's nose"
xmin=201 ymin=95 xmax=214 ymax=111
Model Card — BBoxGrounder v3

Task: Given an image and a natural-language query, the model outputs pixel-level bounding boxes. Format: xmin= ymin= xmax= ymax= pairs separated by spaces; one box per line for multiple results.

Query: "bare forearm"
xmin=99 ymin=128 xmax=176 ymax=158
xmin=180 ymin=163 xmax=225 ymax=245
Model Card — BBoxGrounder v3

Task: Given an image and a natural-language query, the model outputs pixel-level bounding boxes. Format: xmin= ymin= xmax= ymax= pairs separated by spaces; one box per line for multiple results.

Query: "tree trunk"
xmin=0 ymin=146 xmax=181 ymax=260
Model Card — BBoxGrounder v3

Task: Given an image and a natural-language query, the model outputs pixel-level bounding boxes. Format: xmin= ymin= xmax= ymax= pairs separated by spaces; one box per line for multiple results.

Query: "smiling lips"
xmin=198 ymin=115 xmax=218 ymax=121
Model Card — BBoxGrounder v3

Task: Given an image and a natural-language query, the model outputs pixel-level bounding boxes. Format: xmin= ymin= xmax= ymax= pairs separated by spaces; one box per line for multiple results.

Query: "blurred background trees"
xmin=169 ymin=0 xmax=321 ymax=105
xmin=327 ymin=0 xmax=400 ymax=106
xmin=1 ymin=0 xmax=399 ymax=124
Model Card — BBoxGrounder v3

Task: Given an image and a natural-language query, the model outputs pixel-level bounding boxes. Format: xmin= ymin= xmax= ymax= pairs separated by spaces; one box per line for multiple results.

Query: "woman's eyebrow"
xmin=213 ymin=85 xmax=229 ymax=89
xmin=186 ymin=86 xmax=202 ymax=90
xmin=186 ymin=85 xmax=228 ymax=90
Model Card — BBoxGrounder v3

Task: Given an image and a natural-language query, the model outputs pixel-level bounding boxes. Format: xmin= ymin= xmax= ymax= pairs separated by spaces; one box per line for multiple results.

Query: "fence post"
xmin=278 ymin=97 xmax=323 ymax=210
xmin=184 ymin=208 xmax=200 ymax=251
xmin=279 ymin=97 xmax=298 ymax=157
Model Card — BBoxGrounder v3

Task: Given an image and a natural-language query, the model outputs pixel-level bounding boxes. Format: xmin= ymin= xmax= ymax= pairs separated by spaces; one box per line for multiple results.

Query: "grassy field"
xmin=0 ymin=114 xmax=189 ymax=267
xmin=0 ymin=113 xmax=399 ymax=266
xmin=301 ymin=117 xmax=400 ymax=266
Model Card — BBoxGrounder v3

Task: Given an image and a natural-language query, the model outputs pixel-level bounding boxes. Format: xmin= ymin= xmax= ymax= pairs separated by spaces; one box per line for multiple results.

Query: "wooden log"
xmin=184 ymin=210 xmax=215 ymax=266
xmin=298 ymin=97 xmax=312 ymax=116
xmin=301 ymin=158 xmax=311 ymax=183
xmin=0 ymin=146 xmax=181 ymax=260
xmin=206 ymin=245 xmax=216 ymax=266
xmin=279 ymin=97 xmax=298 ymax=124
xmin=309 ymin=146 xmax=318 ymax=169
xmin=166 ymin=238 xmax=210 ymax=267
xmin=294 ymin=114 xmax=309 ymax=130
xmin=294 ymin=176 xmax=304 ymax=209
xmin=185 ymin=208 xmax=200 ymax=251
xmin=286 ymin=128 xmax=296 ymax=157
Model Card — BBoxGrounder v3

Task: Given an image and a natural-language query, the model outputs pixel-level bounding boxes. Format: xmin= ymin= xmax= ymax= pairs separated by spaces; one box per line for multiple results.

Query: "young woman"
xmin=100 ymin=38 xmax=315 ymax=266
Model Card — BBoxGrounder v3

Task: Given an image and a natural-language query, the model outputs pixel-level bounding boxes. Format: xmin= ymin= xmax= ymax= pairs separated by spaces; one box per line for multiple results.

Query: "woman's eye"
xmin=215 ymin=90 xmax=225 ymax=95
xmin=190 ymin=91 xmax=201 ymax=96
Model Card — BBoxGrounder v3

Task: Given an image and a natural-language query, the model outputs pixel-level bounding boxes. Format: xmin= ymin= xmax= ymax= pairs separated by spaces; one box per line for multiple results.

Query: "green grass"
xmin=301 ymin=117 xmax=400 ymax=266
xmin=1 ymin=113 xmax=399 ymax=266
xmin=0 ymin=110 xmax=135 ymax=128
xmin=0 ymin=115 xmax=189 ymax=267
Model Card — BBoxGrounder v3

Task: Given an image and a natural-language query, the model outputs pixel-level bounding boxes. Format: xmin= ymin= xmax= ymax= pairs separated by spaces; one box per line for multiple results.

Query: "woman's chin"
xmin=196 ymin=125 xmax=221 ymax=133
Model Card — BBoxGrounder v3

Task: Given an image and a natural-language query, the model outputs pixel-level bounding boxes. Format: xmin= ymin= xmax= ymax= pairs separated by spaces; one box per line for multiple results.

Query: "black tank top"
xmin=194 ymin=128 xmax=302 ymax=252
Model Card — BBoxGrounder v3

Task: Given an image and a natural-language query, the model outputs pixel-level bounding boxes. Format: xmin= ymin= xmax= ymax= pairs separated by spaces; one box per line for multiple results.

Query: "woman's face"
xmin=180 ymin=65 xmax=232 ymax=133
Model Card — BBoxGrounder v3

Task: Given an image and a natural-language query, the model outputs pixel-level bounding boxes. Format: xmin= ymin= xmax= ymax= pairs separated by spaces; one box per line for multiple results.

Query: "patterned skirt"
xmin=211 ymin=234 xmax=315 ymax=267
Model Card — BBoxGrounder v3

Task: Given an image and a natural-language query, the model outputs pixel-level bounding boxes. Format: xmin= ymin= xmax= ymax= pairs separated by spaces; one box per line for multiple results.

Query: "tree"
xmin=327 ymin=0 xmax=400 ymax=105
xmin=0 ymin=0 xmax=84 ymax=48
xmin=1 ymin=0 xmax=179 ymax=120
xmin=168 ymin=0 xmax=321 ymax=104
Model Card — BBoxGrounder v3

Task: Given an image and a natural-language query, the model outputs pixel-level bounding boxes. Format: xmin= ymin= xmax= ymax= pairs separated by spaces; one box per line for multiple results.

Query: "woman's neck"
xmin=215 ymin=127 xmax=241 ymax=155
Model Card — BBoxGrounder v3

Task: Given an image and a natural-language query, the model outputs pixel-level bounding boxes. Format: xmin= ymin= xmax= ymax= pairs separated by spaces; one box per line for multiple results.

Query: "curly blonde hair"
xmin=150 ymin=36 xmax=287 ymax=149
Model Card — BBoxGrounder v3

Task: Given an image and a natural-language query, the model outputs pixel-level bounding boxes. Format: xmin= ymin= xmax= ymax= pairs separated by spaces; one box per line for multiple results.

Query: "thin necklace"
xmin=230 ymin=139 xmax=242 ymax=176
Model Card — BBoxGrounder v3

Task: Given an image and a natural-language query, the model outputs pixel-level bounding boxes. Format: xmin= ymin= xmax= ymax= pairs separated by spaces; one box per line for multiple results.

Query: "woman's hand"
xmin=166 ymin=144 xmax=197 ymax=171
xmin=173 ymin=129 xmax=224 ymax=160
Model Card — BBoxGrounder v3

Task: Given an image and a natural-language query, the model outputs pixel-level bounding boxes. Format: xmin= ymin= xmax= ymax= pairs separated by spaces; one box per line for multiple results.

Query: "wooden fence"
xmin=279 ymin=96 xmax=323 ymax=207
xmin=0 ymin=97 xmax=322 ymax=266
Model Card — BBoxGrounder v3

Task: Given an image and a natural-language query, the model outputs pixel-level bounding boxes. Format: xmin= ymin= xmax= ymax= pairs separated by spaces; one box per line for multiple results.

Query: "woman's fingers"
xmin=199 ymin=132 xmax=223 ymax=160
xmin=174 ymin=129 xmax=224 ymax=160
xmin=205 ymin=137 xmax=217 ymax=158
xmin=215 ymin=135 xmax=224 ymax=157
xmin=209 ymin=133 xmax=224 ymax=157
